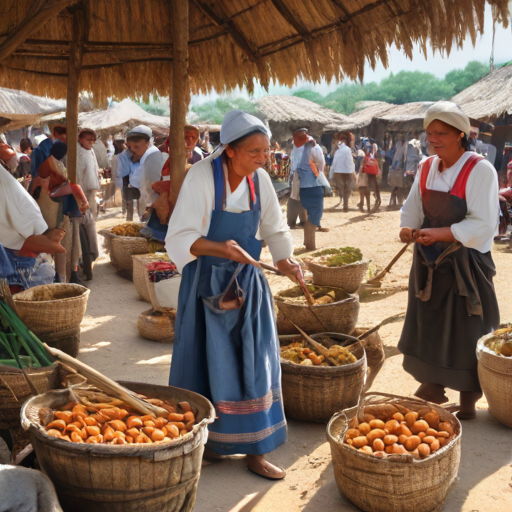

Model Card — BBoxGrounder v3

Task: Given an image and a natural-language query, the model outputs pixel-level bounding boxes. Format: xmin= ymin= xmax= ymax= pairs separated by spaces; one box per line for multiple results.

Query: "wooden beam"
xmin=66 ymin=4 xmax=85 ymax=184
xmin=270 ymin=0 xmax=310 ymax=39
xmin=168 ymin=0 xmax=190 ymax=209
xmin=192 ymin=0 xmax=257 ymax=62
xmin=0 ymin=0 xmax=78 ymax=63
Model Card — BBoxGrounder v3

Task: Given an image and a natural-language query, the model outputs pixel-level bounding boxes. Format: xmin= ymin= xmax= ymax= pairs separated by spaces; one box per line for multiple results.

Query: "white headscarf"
xmin=220 ymin=110 xmax=270 ymax=145
xmin=423 ymin=101 xmax=471 ymax=136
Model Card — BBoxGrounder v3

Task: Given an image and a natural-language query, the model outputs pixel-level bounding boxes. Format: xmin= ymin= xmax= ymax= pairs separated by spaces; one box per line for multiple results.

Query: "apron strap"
xmin=212 ymin=155 xmax=225 ymax=211
xmin=450 ymin=154 xmax=484 ymax=200
xmin=419 ymin=157 xmax=435 ymax=197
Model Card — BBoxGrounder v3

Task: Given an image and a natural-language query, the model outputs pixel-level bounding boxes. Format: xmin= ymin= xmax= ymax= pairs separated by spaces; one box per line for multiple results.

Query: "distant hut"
xmin=326 ymin=101 xmax=432 ymax=147
xmin=256 ymin=95 xmax=349 ymax=145
xmin=453 ymin=63 xmax=512 ymax=168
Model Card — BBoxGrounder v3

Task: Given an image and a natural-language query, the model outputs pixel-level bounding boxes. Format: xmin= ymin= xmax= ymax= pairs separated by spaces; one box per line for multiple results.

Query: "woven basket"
xmin=307 ymin=259 xmax=369 ymax=293
xmin=0 ymin=364 xmax=60 ymax=429
xmin=37 ymin=327 xmax=81 ymax=358
xmin=21 ymin=381 xmax=214 ymax=512
xmin=477 ymin=333 xmax=512 ymax=427
xmin=110 ymin=236 xmax=150 ymax=272
xmin=276 ymin=286 xmax=359 ymax=335
xmin=352 ymin=327 xmax=385 ymax=392
xmin=98 ymin=228 xmax=115 ymax=254
xmin=13 ymin=284 xmax=90 ymax=334
xmin=132 ymin=253 xmax=170 ymax=303
xmin=327 ymin=393 xmax=461 ymax=512
xmin=138 ymin=309 xmax=175 ymax=343
xmin=279 ymin=333 xmax=366 ymax=422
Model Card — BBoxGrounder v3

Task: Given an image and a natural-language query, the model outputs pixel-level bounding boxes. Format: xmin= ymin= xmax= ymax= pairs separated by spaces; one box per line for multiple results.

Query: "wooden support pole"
xmin=168 ymin=0 xmax=190 ymax=208
xmin=66 ymin=6 xmax=84 ymax=184
xmin=0 ymin=0 xmax=78 ymax=63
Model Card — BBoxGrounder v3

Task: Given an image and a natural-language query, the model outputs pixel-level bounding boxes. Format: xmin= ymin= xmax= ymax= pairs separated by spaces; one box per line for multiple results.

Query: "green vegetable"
xmin=313 ymin=247 xmax=363 ymax=267
xmin=0 ymin=300 xmax=54 ymax=369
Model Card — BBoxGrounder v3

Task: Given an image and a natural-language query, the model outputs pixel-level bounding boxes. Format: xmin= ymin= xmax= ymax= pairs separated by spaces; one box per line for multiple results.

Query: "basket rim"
xmin=275 ymin=286 xmax=358 ymax=307
xmin=102 ymin=224 xmax=147 ymax=241
xmin=307 ymin=258 xmax=369 ymax=271
xmin=476 ymin=331 xmax=512 ymax=362
xmin=13 ymin=284 xmax=90 ymax=304
xmin=21 ymin=382 xmax=215 ymax=455
xmin=279 ymin=333 xmax=366 ymax=373
xmin=326 ymin=393 xmax=462 ymax=465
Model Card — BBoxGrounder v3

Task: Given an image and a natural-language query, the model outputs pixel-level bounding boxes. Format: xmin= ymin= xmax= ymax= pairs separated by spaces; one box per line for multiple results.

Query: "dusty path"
xmin=81 ymin=193 xmax=512 ymax=512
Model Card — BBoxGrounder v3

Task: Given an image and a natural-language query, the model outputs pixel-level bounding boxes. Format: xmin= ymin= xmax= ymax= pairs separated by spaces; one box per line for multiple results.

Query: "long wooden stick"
xmin=288 ymin=321 xmax=339 ymax=366
xmin=44 ymin=344 xmax=167 ymax=416
xmin=366 ymin=243 xmax=410 ymax=284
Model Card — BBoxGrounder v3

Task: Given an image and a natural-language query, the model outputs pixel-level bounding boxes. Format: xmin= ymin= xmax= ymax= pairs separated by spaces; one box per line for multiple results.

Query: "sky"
xmin=189 ymin=4 xmax=512 ymax=105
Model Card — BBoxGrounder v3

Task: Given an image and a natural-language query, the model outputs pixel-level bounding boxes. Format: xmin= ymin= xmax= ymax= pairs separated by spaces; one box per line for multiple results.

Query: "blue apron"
xmin=169 ymin=156 xmax=287 ymax=456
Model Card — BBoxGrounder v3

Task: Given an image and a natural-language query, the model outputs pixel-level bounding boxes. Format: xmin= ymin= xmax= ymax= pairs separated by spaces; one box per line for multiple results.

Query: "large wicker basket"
xmin=307 ymin=259 xmax=369 ymax=293
xmin=21 ymin=381 xmax=215 ymax=512
xmin=13 ymin=284 xmax=90 ymax=334
xmin=132 ymin=253 xmax=170 ymax=303
xmin=477 ymin=333 xmax=512 ymax=428
xmin=138 ymin=309 xmax=175 ymax=343
xmin=327 ymin=393 xmax=462 ymax=512
xmin=110 ymin=236 xmax=150 ymax=272
xmin=275 ymin=286 xmax=359 ymax=335
xmin=279 ymin=333 xmax=366 ymax=422
xmin=0 ymin=364 xmax=60 ymax=429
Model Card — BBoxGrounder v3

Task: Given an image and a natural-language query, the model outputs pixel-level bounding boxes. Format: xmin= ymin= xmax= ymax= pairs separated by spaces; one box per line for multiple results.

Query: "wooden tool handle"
xmin=288 ymin=321 xmax=339 ymax=366
xmin=44 ymin=344 xmax=168 ymax=416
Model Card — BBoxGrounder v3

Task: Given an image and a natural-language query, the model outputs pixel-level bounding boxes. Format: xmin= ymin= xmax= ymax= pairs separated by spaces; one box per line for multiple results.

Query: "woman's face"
xmin=426 ymin=120 xmax=463 ymax=159
xmin=225 ymin=133 xmax=270 ymax=176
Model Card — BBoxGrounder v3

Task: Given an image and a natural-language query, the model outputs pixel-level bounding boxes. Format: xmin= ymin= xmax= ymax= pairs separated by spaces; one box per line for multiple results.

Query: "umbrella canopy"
xmin=0 ymin=0 xmax=509 ymax=103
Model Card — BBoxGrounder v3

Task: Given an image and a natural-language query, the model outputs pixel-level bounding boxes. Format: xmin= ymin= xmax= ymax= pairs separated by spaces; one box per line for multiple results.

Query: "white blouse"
xmin=165 ymin=153 xmax=294 ymax=271
xmin=400 ymin=152 xmax=499 ymax=253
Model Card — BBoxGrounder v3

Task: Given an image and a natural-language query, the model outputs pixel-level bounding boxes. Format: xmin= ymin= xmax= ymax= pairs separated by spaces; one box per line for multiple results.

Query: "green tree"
xmin=293 ymin=89 xmax=325 ymax=104
xmin=444 ymin=60 xmax=490 ymax=95
xmin=190 ymin=97 xmax=257 ymax=124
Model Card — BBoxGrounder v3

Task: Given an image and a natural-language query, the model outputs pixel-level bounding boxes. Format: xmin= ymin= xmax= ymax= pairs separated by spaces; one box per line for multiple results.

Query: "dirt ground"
xmin=82 ymin=191 xmax=512 ymax=512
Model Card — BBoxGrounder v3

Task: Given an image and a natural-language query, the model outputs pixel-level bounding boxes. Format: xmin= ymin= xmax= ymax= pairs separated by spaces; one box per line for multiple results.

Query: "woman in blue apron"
xmin=166 ymin=110 xmax=301 ymax=479
xmin=399 ymin=102 xmax=500 ymax=420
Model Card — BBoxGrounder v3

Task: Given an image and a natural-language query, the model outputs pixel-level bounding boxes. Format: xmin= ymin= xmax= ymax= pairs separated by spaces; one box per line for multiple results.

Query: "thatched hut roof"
xmin=0 ymin=86 xmax=91 ymax=131
xmin=325 ymin=101 xmax=394 ymax=131
xmin=257 ymin=94 xmax=348 ymax=140
xmin=0 ymin=0 xmax=509 ymax=103
xmin=77 ymin=98 xmax=169 ymax=137
xmin=452 ymin=63 xmax=512 ymax=122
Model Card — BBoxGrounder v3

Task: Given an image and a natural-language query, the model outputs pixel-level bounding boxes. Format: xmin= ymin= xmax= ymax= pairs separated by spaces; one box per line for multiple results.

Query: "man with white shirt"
xmin=329 ymin=132 xmax=355 ymax=211
xmin=117 ymin=125 xmax=164 ymax=221
xmin=290 ymin=128 xmax=328 ymax=250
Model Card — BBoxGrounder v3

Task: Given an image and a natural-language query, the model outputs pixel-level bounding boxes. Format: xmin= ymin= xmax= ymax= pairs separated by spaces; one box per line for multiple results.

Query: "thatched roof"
xmin=0 ymin=86 xmax=79 ymax=131
xmin=452 ymin=63 xmax=512 ymax=122
xmin=0 ymin=0 xmax=509 ymax=102
xmin=257 ymin=95 xmax=349 ymax=141
xmin=77 ymin=98 xmax=169 ymax=137
xmin=326 ymin=100 xmax=433 ymax=133
xmin=257 ymin=95 xmax=349 ymax=125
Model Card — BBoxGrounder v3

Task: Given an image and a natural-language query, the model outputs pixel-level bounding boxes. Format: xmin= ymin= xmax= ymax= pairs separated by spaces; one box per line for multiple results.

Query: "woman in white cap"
xmin=399 ymin=101 xmax=500 ymax=419
xmin=166 ymin=110 xmax=301 ymax=479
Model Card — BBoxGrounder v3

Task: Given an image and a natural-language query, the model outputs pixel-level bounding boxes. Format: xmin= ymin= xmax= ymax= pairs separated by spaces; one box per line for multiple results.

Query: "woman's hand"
xmin=415 ymin=227 xmax=455 ymax=246
xmin=190 ymin=238 xmax=261 ymax=267
xmin=275 ymin=258 xmax=303 ymax=284
xmin=399 ymin=228 xmax=416 ymax=243
xmin=224 ymin=240 xmax=261 ymax=267
xmin=46 ymin=228 xmax=66 ymax=244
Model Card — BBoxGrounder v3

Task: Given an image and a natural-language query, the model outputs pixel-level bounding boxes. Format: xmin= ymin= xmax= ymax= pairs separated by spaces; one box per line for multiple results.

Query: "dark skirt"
xmin=398 ymin=243 xmax=500 ymax=392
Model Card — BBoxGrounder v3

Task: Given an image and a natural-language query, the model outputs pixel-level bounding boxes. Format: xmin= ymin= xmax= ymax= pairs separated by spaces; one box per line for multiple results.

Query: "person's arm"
xmin=329 ymin=148 xmax=341 ymax=178
xmin=449 ymin=161 xmax=499 ymax=250
xmin=399 ymin=168 xmax=424 ymax=241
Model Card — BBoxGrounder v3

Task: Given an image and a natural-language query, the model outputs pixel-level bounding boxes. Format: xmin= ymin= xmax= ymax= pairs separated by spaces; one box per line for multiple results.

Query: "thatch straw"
xmin=453 ymin=63 xmax=512 ymax=122
xmin=0 ymin=0 xmax=509 ymax=103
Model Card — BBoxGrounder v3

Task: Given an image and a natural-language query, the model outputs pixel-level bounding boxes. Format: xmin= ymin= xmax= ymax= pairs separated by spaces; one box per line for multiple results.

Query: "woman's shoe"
xmin=246 ymin=454 xmax=286 ymax=480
